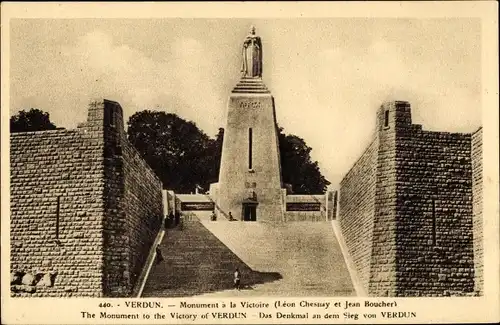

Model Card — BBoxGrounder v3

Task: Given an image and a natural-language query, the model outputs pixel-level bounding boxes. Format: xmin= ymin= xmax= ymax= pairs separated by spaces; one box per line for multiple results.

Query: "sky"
xmin=9 ymin=18 xmax=482 ymax=188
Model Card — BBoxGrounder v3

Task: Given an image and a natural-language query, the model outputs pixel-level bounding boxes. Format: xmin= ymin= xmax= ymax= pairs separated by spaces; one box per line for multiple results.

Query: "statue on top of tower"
xmin=241 ymin=26 xmax=263 ymax=78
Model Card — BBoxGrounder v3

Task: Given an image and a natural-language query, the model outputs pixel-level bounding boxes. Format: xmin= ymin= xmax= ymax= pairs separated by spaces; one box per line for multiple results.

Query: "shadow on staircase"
xmin=141 ymin=218 xmax=282 ymax=297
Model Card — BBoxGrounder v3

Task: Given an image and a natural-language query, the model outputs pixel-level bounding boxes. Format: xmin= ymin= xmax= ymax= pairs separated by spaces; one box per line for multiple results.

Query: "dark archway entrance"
xmin=242 ymin=201 xmax=258 ymax=221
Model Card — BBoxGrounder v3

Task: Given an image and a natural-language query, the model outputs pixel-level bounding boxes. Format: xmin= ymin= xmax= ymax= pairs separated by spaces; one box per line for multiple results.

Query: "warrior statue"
xmin=241 ymin=26 xmax=263 ymax=78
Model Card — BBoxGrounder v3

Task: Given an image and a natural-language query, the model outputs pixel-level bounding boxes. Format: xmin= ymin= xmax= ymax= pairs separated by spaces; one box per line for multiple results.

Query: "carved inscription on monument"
xmin=240 ymin=102 xmax=262 ymax=108
xmin=239 ymin=101 xmax=262 ymax=109
xmin=180 ymin=202 xmax=215 ymax=211
xmin=286 ymin=203 xmax=322 ymax=211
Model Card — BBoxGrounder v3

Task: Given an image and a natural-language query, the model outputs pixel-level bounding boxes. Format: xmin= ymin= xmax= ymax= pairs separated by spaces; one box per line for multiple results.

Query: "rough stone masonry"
xmin=10 ymin=97 xmax=483 ymax=298
xmin=10 ymin=99 xmax=163 ymax=297
xmin=338 ymin=101 xmax=483 ymax=297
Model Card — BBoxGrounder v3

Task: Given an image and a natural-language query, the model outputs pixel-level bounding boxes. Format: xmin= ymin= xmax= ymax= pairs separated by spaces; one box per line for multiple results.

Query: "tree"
xmin=127 ymin=110 xmax=329 ymax=194
xmin=277 ymin=127 xmax=330 ymax=194
xmin=203 ymin=128 xmax=224 ymax=185
xmin=127 ymin=110 xmax=215 ymax=193
xmin=10 ymin=108 xmax=57 ymax=133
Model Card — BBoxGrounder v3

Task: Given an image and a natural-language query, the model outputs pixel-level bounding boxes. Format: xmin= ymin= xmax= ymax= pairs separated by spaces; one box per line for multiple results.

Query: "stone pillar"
xmin=98 ymin=99 xmax=130 ymax=296
xmin=217 ymin=85 xmax=283 ymax=222
xmin=162 ymin=190 xmax=169 ymax=216
xmin=369 ymin=101 xmax=407 ymax=296
xmin=216 ymin=27 xmax=283 ymax=222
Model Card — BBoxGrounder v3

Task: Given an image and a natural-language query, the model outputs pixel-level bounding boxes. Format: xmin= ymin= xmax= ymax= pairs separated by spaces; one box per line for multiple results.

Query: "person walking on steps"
xmin=166 ymin=211 xmax=174 ymax=228
xmin=155 ymin=245 xmax=164 ymax=265
xmin=174 ymin=211 xmax=180 ymax=226
xmin=234 ymin=268 xmax=241 ymax=290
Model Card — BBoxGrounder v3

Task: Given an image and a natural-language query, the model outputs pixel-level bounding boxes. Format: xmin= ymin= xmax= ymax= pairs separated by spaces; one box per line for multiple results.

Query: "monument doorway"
xmin=242 ymin=203 xmax=257 ymax=221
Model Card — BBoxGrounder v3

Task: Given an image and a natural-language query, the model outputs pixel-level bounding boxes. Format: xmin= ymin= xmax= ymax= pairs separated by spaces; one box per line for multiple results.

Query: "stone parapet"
xmin=338 ymin=101 xmax=481 ymax=297
xmin=10 ymin=99 xmax=163 ymax=297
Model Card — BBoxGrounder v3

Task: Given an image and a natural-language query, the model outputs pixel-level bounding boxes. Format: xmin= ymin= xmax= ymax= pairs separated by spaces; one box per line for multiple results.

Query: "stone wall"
xmin=471 ymin=127 xmax=483 ymax=295
xmin=368 ymin=101 xmax=408 ymax=296
xmin=175 ymin=194 xmax=215 ymax=219
xmin=10 ymin=126 xmax=106 ymax=296
xmin=165 ymin=190 xmax=176 ymax=214
xmin=395 ymin=127 xmax=474 ymax=296
xmin=10 ymin=99 xmax=163 ymax=297
xmin=338 ymin=101 xmax=481 ymax=297
xmin=100 ymin=100 xmax=127 ymax=296
xmin=99 ymin=99 xmax=163 ymax=297
xmin=329 ymin=191 xmax=337 ymax=220
xmin=170 ymin=192 xmax=332 ymax=222
xmin=120 ymin=140 xmax=163 ymax=295
xmin=283 ymin=194 xmax=327 ymax=221
xmin=338 ymin=139 xmax=378 ymax=293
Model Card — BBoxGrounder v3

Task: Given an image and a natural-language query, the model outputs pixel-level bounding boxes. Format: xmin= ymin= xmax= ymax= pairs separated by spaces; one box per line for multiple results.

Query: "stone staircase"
xmin=142 ymin=218 xmax=355 ymax=297
xmin=141 ymin=218 xmax=281 ymax=297
xmin=199 ymin=221 xmax=355 ymax=297
xmin=232 ymin=77 xmax=270 ymax=94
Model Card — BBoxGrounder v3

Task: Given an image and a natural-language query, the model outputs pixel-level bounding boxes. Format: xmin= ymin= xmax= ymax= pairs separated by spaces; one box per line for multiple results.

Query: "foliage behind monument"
xmin=127 ymin=110 xmax=330 ymax=194
xmin=127 ymin=110 xmax=218 ymax=193
xmin=10 ymin=108 xmax=57 ymax=133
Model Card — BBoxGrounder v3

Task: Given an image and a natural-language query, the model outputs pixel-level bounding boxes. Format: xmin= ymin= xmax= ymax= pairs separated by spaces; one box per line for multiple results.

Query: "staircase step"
xmin=142 ymin=218 xmax=355 ymax=297
xmin=232 ymin=78 xmax=270 ymax=94
xmin=232 ymin=90 xmax=270 ymax=94
xmin=235 ymin=82 xmax=267 ymax=86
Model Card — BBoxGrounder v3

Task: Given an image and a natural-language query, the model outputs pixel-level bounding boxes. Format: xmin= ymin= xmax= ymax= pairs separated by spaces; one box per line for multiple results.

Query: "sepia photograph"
xmin=1 ymin=2 xmax=498 ymax=324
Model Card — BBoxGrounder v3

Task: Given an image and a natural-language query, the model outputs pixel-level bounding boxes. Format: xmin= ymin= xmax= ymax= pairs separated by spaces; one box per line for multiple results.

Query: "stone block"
xmin=11 ymin=285 xmax=36 ymax=294
xmin=21 ymin=273 xmax=36 ymax=286
xmin=36 ymin=273 xmax=54 ymax=287
xmin=64 ymin=286 xmax=78 ymax=293
xmin=10 ymin=272 xmax=23 ymax=285
xmin=41 ymin=259 xmax=52 ymax=267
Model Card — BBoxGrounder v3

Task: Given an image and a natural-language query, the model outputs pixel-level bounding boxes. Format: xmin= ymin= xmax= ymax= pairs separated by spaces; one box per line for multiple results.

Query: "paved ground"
xmin=142 ymin=219 xmax=354 ymax=297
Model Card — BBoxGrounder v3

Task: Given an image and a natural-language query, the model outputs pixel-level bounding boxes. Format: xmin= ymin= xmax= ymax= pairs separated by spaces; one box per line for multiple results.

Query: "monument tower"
xmin=215 ymin=26 xmax=284 ymax=222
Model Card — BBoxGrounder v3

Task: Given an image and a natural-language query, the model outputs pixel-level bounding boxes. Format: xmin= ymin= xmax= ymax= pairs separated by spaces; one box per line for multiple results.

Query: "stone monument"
xmin=215 ymin=26 xmax=284 ymax=222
